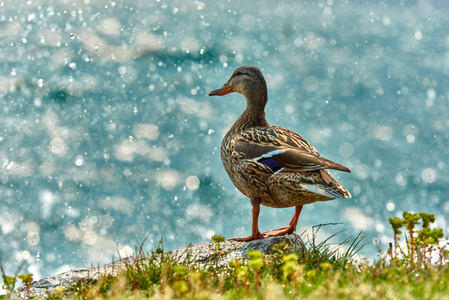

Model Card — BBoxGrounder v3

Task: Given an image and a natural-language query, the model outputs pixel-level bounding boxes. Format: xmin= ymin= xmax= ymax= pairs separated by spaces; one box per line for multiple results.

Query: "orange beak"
xmin=209 ymin=83 xmax=234 ymax=96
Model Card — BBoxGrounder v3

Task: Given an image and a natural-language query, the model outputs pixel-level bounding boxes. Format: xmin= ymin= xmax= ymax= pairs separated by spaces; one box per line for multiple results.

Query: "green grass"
xmin=2 ymin=211 xmax=449 ymax=299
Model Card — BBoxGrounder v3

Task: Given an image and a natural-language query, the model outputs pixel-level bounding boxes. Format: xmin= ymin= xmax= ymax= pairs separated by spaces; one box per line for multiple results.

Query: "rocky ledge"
xmin=16 ymin=234 xmax=303 ymax=298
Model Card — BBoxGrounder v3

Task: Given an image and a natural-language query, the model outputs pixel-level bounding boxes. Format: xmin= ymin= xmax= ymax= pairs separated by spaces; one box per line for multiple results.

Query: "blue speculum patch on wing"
xmin=257 ymin=157 xmax=283 ymax=172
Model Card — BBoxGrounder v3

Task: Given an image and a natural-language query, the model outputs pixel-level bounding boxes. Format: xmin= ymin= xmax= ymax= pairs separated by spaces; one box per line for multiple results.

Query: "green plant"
xmin=18 ymin=274 xmax=33 ymax=299
xmin=0 ymin=258 xmax=27 ymax=297
xmin=388 ymin=211 xmax=447 ymax=267
xmin=211 ymin=234 xmax=225 ymax=243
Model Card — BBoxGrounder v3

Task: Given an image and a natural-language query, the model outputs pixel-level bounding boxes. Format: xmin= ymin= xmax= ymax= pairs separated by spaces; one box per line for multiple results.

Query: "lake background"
xmin=1 ymin=0 xmax=449 ymax=282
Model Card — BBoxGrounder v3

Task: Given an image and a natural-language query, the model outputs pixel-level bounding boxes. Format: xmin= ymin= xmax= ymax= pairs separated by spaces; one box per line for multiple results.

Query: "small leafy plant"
xmin=211 ymin=234 xmax=225 ymax=243
xmin=0 ymin=259 xmax=32 ymax=298
xmin=388 ymin=211 xmax=446 ymax=267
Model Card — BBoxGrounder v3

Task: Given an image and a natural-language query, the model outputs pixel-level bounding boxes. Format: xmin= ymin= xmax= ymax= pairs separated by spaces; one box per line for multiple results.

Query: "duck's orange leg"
xmin=229 ymin=205 xmax=264 ymax=242
xmin=263 ymin=205 xmax=303 ymax=237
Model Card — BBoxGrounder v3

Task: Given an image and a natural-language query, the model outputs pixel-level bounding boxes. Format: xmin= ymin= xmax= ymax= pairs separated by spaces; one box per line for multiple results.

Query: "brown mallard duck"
xmin=209 ymin=66 xmax=351 ymax=242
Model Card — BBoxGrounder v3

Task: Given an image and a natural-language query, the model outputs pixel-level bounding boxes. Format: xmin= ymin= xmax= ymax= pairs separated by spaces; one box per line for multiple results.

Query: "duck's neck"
xmin=228 ymin=92 xmax=269 ymax=134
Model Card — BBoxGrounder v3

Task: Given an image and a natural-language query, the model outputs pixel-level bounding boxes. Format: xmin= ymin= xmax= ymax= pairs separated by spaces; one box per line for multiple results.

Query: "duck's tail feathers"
xmin=301 ymin=183 xmax=351 ymax=199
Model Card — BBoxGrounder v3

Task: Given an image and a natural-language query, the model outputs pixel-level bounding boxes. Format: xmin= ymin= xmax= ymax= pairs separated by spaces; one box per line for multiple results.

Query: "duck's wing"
xmin=234 ymin=126 xmax=351 ymax=175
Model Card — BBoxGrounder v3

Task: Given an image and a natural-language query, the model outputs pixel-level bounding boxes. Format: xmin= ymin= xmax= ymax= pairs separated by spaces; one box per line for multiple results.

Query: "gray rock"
xmin=15 ymin=234 xmax=303 ymax=298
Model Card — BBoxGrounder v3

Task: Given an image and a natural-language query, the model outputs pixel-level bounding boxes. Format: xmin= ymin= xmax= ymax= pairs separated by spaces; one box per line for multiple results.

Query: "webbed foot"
xmin=262 ymin=225 xmax=295 ymax=238
xmin=229 ymin=231 xmax=264 ymax=242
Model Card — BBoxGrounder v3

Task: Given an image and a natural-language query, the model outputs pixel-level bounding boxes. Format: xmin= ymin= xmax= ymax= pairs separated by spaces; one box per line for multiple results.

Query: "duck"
xmin=209 ymin=66 xmax=351 ymax=242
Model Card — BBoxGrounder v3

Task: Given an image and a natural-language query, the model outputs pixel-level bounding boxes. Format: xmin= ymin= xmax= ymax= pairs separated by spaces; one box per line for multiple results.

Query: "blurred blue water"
xmin=1 ymin=0 xmax=449 ymax=280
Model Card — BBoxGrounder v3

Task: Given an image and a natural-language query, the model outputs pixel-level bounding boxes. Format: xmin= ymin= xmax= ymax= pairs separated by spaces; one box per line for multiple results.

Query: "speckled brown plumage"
xmin=209 ymin=66 xmax=351 ymax=241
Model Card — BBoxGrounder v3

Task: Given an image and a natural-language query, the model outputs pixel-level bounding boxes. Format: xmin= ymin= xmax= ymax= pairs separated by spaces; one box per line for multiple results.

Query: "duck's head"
xmin=209 ymin=66 xmax=268 ymax=110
